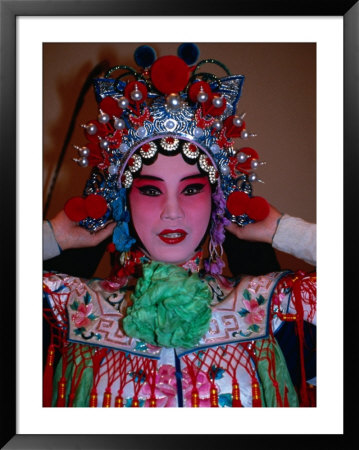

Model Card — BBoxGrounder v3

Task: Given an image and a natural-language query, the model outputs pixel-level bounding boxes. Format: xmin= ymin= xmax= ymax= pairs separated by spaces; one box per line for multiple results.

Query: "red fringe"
xmin=89 ymin=388 xmax=98 ymax=407
xmin=232 ymin=382 xmax=242 ymax=407
xmin=102 ymin=388 xmax=112 ymax=407
xmin=56 ymin=377 xmax=67 ymax=407
xmin=252 ymin=378 xmax=262 ymax=407
xmin=210 ymin=383 xmax=219 ymax=407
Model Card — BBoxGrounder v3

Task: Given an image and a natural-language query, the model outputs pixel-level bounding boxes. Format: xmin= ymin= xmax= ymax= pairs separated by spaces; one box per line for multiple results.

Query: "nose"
xmin=160 ymin=194 xmax=184 ymax=221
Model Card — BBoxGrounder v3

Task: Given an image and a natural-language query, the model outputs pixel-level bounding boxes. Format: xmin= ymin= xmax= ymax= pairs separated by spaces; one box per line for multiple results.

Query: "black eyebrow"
xmin=181 ymin=174 xmax=207 ymax=181
xmin=135 ymin=175 xmax=164 ymax=181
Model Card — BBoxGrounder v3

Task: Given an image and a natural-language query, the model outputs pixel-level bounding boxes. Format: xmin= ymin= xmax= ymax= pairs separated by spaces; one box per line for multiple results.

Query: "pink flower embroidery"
xmin=140 ymin=364 xmax=178 ymax=407
xmin=72 ymin=303 xmax=94 ymax=328
xmin=243 ymin=299 xmax=265 ymax=325
xmin=182 ymin=368 xmax=212 ymax=407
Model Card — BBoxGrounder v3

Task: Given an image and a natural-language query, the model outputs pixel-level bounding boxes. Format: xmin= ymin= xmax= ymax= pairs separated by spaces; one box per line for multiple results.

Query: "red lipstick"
xmin=158 ymin=229 xmax=187 ymax=245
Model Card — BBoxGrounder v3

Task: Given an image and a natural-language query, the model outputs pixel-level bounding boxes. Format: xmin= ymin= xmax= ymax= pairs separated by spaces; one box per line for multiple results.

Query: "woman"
xmin=43 ymin=44 xmax=316 ymax=407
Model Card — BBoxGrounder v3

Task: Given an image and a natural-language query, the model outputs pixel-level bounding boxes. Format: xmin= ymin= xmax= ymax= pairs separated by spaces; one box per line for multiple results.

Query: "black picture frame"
xmin=1 ymin=0 xmax=357 ymax=448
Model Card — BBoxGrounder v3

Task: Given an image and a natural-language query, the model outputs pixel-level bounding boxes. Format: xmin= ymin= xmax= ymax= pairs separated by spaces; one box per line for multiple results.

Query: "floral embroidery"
xmin=70 ymin=291 xmax=99 ymax=338
xmin=236 ymin=289 xmax=267 ymax=335
xmin=140 ymin=364 xmax=178 ymax=407
xmin=182 ymin=368 xmax=212 ymax=407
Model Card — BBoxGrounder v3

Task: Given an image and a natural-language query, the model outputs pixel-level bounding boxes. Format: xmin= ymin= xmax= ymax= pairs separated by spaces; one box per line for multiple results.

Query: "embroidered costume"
xmin=43 ymin=44 xmax=316 ymax=407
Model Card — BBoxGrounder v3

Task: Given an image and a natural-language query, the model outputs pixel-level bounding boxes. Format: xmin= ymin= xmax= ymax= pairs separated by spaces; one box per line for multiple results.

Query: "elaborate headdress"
xmin=65 ymin=44 xmax=269 ymax=274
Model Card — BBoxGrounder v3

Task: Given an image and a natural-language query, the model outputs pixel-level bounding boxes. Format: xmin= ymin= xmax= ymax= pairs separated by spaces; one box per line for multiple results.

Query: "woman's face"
xmin=129 ymin=152 xmax=212 ymax=264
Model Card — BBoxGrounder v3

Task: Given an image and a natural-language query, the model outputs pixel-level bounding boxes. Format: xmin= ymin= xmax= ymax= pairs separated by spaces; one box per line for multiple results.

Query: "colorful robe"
xmin=43 ymin=267 xmax=316 ymax=407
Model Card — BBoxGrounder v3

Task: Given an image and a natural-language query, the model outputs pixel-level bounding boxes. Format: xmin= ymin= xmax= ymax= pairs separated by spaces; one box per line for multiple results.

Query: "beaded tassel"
xmin=149 ymin=396 xmax=157 ymax=407
xmin=132 ymin=396 xmax=139 ymax=407
xmin=232 ymin=382 xmax=242 ymax=407
xmin=191 ymin=387 xmax=200 ymax=407
xmin=115 ymin=393 xmax=124 ymax=407
xmin=210 ymin=383 xmax=219 ymax=407
xmin=252 ymin=378 xmax=262 ymax=407
xmin=89 ymin=388 xmax=98 ymax=407
xmin=56 ymin=376 xmax=67 ymax=407
xmin=102 ymin=388 xmax=112 ymax=407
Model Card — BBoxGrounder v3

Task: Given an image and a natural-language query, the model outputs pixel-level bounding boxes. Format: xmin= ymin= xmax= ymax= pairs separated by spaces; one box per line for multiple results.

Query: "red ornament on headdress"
xmin=150 ymin=55 xmax=190 ymax=94
xmin=99 ymin=97 xmax=123 ymax=117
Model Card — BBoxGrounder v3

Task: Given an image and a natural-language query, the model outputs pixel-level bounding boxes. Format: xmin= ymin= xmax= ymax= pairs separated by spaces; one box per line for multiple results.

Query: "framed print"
xmin=1 ymin=0 xmax=358 ymax=448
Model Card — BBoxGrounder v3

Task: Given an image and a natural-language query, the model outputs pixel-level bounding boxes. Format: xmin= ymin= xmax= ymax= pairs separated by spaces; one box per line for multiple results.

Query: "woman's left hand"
xmin=225 ymin=204 xmax=282 ymax=244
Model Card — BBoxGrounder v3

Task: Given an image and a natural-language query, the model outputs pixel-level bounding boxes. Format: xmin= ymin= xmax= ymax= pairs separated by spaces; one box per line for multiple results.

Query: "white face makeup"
xmin=129 ymin=152 xmax=212 ymax=264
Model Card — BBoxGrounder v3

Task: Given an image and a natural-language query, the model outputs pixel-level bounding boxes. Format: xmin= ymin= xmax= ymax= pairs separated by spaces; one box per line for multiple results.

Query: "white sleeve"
xmin=272 ymin=214 xmax=316 ymax=266
xmin=43 ymin=220 xmax=61 ymax=260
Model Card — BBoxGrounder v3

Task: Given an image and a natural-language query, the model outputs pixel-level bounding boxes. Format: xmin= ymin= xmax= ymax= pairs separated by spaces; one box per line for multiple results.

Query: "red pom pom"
xmin=124 ymin=81 xmax=148 ymax=103
xmin=226 ymin=191 xmax=250 ymax=216
xmin=188 ymin=81 xmax=212 ymax=102
xmin=246 ymin=196 xmax=270 ymax=221
xmin=99 ymin=97 xmax=123 ymax=117
xmin=84 ymin=194 xmax=108 ymax=219
xmin=150 ymin=55 xmax=190 ymax=94
xmin=64 ymin=197 xmax=87 ymax=222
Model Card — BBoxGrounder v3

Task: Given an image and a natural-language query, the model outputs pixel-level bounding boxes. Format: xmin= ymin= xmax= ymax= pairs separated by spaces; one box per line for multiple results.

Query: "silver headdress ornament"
xmin=65 ymin=44 xmax=269 ymax=256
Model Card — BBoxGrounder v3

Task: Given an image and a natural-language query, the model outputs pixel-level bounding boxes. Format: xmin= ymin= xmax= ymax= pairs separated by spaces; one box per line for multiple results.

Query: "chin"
xmin=150 ymin=246 xmax=195 ymax=266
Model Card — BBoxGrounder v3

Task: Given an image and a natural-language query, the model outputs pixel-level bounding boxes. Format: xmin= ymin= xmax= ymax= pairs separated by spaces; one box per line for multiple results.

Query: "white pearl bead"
xmin=108 ymin=164 xmax=118 ymax=175
xmin=79 ymin=147 xmax=90 ymax=157
xmin=241 ymin=130 xmax=249 ymax=139
xmin=86 ymin=123 xmax=97 ymax=135
xmin=136 ymin=126 xmax=146 ymax=138
xmin=251 ymin=159 xmax=259 ymax=169
xmin=212 ymin=96 xmax=223 ymax=108
xmin=210 ymin=144 xmax=220 ymax=154
xmin=118 ymin=97 xmax=129 ymax=109
xmin=131 ymin=89 xmax=143 ymax=102
xmin=197 ymin=92 xmax=208 ymax=103
xmin=233 ymin=116 xmax=243 ymax=127
xmin=114 ymin=118 xmax=126 ymax=130
xmin=248 ymin=172 xmax=257 ymax=182
xmin=220 ymin=164 xmax=230 ymax=175
xmin=165 ymin=120 xmax=176 ymax=130
xmin=166 ymin=94 xmax=181 ymax=110
xmin=119 ymin=143 xmax=129 ymax=153
xmin=194 ymin=127 xmax=204 ymax=138
xmin=98 ymin=112 xmax=110 ymax=124
xmin=237 ymin=152 xmax=248 ymax=163
xmin=100 ymin=140 xmax=109 ymax=150
xmin=78 ymin=157 xmax=88 ymax=167
xmin=212 ymin=119 xmax=223 ymax=131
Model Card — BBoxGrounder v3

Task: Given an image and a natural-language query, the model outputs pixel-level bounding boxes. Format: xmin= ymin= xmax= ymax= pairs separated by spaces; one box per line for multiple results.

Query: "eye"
xmin=182 ymin=183 xmax=206 ymax=196
xmin=137 ymin=185 xmax=162 ymax=196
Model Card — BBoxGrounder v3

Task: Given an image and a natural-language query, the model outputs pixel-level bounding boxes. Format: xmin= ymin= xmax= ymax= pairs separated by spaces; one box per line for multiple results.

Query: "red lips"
xmin=158 ymin=229 xmax=187 ymax=245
